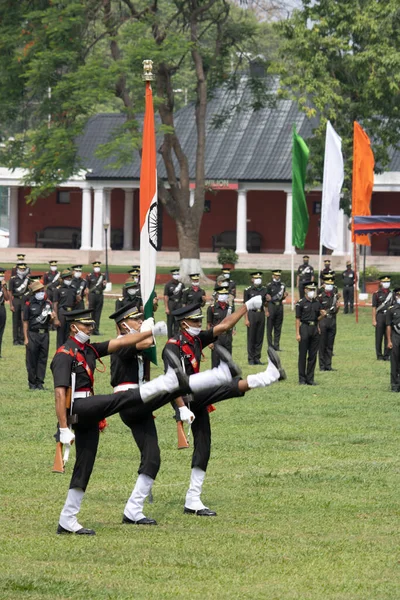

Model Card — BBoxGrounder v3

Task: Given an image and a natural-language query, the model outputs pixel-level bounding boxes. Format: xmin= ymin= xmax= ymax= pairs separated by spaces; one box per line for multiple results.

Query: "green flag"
xmin=292 ymin=125 xmax=310 ymax=249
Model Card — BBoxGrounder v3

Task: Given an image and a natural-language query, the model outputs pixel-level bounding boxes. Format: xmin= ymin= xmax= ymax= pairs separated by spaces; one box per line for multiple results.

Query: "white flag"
xmin=320 ymin=121 xmax=344 ymax=250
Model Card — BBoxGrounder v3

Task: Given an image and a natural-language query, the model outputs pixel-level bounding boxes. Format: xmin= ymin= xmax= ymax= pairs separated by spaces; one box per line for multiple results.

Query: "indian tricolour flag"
xmin=139 ymin=80 xmax=158 ymax=364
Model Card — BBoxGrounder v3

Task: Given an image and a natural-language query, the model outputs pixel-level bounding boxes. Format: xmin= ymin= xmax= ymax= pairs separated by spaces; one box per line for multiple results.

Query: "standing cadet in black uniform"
xmin=244 ymin=272 xmax=268 ymax=365
xmin=23 ymin=280 xmax=57 ymax=390
xmin=319 ymin=259 xmax=335 ymax=284
xmin=9 ymin=262 xmax=31 ymax=345
xmin=164 ymin=268 xmax=185 ymax=338
xmin=207 ymin=283 xmax=234 ymax=367
xmin=0 ymin=267 xmax=10 ymax=357
xmin=296 ymin=282 xmax=326 ymax=385
xmin=182 ymin=273 xmax=206 ymax=307
xmin=266 ymin=269 xmax=288 ymax=351
xmin=297 ymin=255 xmax=314 ymax=299
xmin=86 ymin=261 xmax=107 ymax=335
xmin=214 ymin=268 xmax=236 ymax=297
xmin=53 ymin=269 xmax=79 ymax=348
xmin=43 ymin=260 xmax=61 ymax=303
xmin=386 ymin=289 xmax=400 ymax=392
xmin=317 ymin=277 xmax=339 ymax=371
xmin=11 ymin=254 xmax=31 ymax=277
xmin=115 ymin=278 xmax=142 ymax=312
xmin=372 ymin=275 xmax=394 ymax=361
xmin=51 ymin=308 xmax=194 ymax=535
xmin=70 ymin=265 xmax=86 ymax=310
xmin=342 ymin=261 xmax=355 ymax=314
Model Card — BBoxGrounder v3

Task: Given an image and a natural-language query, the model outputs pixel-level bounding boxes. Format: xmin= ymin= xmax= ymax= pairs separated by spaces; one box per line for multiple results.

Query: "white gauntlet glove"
xmin=140 ymin=317 xmax=155 ymax=333
xmin=179 ymin=406 xmax=195 ymax=424
xmin=245 ymin=295 xmax=262 ymax=311
xmin=59 ymin=427 xmax=75 ymax=445
xmin=153 ymin=321 xmax=168 ymax=337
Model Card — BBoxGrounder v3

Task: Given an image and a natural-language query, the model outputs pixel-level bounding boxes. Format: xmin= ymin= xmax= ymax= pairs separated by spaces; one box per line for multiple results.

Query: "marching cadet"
xmin=23 ymin=280 xmax=57 ymax=390
xmin=11 ymin=253 xmax=31 ymax=277
xmin=9 ymin=261 xmax=31 ymax=345
xmin=319 ymin=259 xmax=335 ymax=285
xmin=164 ymin=268 xmax=185 ymax=338
xmin=244 ymin=271 xmax=268 ymax=365
xmin=317 ymin=277 xmax=339 ymax=371
xmin=70 ymin=264 xmax=86 ymax=309
xmin=0 ymin=267 xmax=10 ymax=357
xmin=342 ymin=260 xmax=355 ymax=314
xmin=372 ymin=275 xmax=394 ymax=361
xmin=207 ymin=283 xmax=234 ymax=367
xmin=386 ymin=289 xmax=400 ymax=392
xmin=53 ymin=269 xmax=79 ymax=348
xmin=86 ymin=261 xmax=107 ymax=335
xmin=297 ymin=255 xmax=314 ymax=299
xmin=182 ymin=273 xmax=206 ymax=307
xmin=266 ymin=269 xmax=288 ymax=351
xmin=43 ymin=260 xmax=61 ymax=302
xmin=296 ymin=282 xmax=326 ymax=385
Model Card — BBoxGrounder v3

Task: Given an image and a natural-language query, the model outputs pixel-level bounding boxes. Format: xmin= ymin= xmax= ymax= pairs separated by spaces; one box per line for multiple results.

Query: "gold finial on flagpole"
xmin=142 ymin=59 xmax=155 ymax=81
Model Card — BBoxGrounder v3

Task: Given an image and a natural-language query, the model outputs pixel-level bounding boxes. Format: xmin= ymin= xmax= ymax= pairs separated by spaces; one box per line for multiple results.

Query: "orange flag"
xmin=351 ymin=122 xmax=374 ymax=246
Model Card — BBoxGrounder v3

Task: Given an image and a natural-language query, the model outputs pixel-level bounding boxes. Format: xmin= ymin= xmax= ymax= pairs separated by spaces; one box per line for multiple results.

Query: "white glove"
xmin=140 ymin=317 xmax=155 ymax=333
xmin=59 ymin=427 xmax=75 ymax=445
xmin=153 ymin=321 xmax=168 ymax=337
xmin=179 ymin=406 xmax=195 ymax=424
xmin=245 ymin=295 xmax=262 ymax=311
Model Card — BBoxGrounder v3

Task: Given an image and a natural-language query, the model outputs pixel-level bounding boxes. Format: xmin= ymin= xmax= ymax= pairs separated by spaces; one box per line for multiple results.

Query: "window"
xmin=204 ymin=200 xmax=211 ymax=213
xmin=313 ymin=201 xmax=321 ymax=215
xmin=57 ymin=191 xmax=71 ymax=204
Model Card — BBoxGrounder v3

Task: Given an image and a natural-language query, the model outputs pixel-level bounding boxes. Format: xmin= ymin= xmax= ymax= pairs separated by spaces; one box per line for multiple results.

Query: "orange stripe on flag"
xmin=139 ymin=82 xmax=157 ymax=231
xmin=351 ymin=122 xmax=374 ymax=246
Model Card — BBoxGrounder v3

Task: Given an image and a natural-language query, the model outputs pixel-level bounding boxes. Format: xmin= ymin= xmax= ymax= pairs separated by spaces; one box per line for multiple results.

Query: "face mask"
xmin=94 ymin=267 xmax=101 ymax=273
xmin=307 ymin=291 xmax=316 ymax=299
xmin=192 ymin=282 xmax=199 ymax=288
xmin=172 ymin=274 xmax=180 ymax=281
xmin=223 ymin=273 xmax=230 ymax=279
xmin=72 ymin=325 xmax=90 ymax=344
xmin=218 ymin=294 xmax=229 ymax=303
xmin=50 ymin=266 xmax=57 ymax=272
xmin=132 ymin=277 xmax=139 ymax=283
xmin=17 ymin=269 xmax=26 ymax=277
xmin=122 ymin=322 xmax=138 ymax=334
xmin=184 ymin=323 xmax=202 ymax=337
xmin=253 ymin=278 xmax=262 ymax=286
xmin=127 ymin=288 xmax=136 ymax=295
xmin=35 ymin=291 xmax=45 ymax=301
xmin=64 ymin=279 xmax=72 ymax=286
xmin=74 ymin=271 xmax=82 ymax=278
xmin=325 ymin=285 xmax=333 ymax=292
xmin=382 ymin=282 xmax=390 ymax=289
xmin=273 ymin=277 xmax=280 ymax=282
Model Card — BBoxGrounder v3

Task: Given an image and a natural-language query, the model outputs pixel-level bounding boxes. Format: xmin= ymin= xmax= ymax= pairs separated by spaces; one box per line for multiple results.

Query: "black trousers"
xmin=26 ymin=331 xmax=49 ymax=386
xmin=57 ymin=309 xmax=71 ymax=349
xmin=266 ymin=303 xmax=283 ymax=350
xmin=318 ymin=317 xmax=336 ymax=370
xmin=343 ymin=287 xmax=354 ymax=313
xmin=390 ymin=331 xmax=400 ymax=391
xmin=211 ymin=333 xmax=233 ymax=368
xmin=88 ymin=292 xmax=104 ymax=333
xmin=12 ymin=297 xmax=24 ymax=344
xmin=375 ymin=312 xmax=389 ymax=359
xmin=298 ymin=323 xmax=319 ymax=384
xmin=167 ymin=312 xmax=180 ymax=338
xmin=247 ymin=310 xmax=265 ymax=363
xmin=0 ymin=304 xmax=6 ymax=356
xmin=119 ymin=408 xmax=161 ymax=481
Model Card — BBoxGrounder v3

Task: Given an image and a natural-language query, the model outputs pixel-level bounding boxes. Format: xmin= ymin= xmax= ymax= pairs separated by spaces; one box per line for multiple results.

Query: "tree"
xmin=276 ymin=0 xmax=400 ymax=213
xmin=0 ymin=0 xmax=266 ymax=276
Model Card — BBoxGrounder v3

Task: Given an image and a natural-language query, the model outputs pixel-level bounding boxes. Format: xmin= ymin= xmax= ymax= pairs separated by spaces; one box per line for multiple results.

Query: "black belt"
xmin=251 ymin=309 xmax=263 ymax=312
xmin=302 ymin=321 xmax=316 ymax=326
xmin=61 ymin=306 xmax=73 ymax=312
xmin=270 ymin=301 xmax=282 ymax=306
xmin=90 ymin=290 xmax=103 ymax=295
xmin=344 ymin=284 xmax=354 ymax=287
xmin=31 ymin=328 xmax=48 ymax=334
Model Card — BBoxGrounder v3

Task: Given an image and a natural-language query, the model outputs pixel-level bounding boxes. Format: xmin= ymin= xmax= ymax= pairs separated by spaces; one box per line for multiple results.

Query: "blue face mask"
xmin=35 ymin=292 xmax=45 ymax=301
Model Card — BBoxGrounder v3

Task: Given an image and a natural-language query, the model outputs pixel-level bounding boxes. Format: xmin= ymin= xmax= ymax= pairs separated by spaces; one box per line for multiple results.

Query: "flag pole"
xmin=291 ymin=247 xmax=295 ymax=310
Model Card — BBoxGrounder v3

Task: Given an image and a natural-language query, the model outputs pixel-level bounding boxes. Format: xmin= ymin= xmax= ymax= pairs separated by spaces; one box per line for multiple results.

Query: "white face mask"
xmin=184 ymin=323 xmax=202 ymax=337
xmin=307 ymin=291 xmax=316 ymax=299
xmin=64 ymin=279 xmax=72 ymax=286
xmin=127 ymin=288 xmax=136 ymax=295
xmin=172 ymin=274 xmax=180 ymax=281
xmin=218 ymin=294 xmax=229 ymax=302
xmin=223 ymin=273 xmax=230 ymax=279
xmin=382 ymin=282 xmax=390 ymax=289
xmin=72 ymin=325 xmax=90 ymax=344
xmin=253 ymin=278 xmax=262 ymax=286
xmin=73 ymin=271 xmax=82 ymax=278
xmin=325 ymin=285 xmax=333 ymax=292
xmin=122 ymin=322 xmax=140 ymax=334
xmin=35 ymin=291 xmax=45 ymax=301
xmin=50 ymin=266 xmax=57 ymax=272
xmin=273 ymin=277 xmax=280 ymax=282
xmin=17 ymin=269 xmax=26 ymax=277
xmin=94 ymin=267 xmax=101 ymax=273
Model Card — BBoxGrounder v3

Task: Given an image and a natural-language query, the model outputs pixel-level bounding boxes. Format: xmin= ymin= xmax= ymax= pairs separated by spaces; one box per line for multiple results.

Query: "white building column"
xmin=235 ymin=189 xmax=248 ymax=254
xmin=104 ymin=188 xmax=112 ymax=250
xmin=92 ymin=187 xmax=105 ymax=251
xmin=189 ymin=188 xmax=195 ymax=207
xmin=332 ymin=209 xmax=347 ymax=256
xmin=9 ymin=186 xmax=19 ymax=247
xmin=284 ymin=191 xmax=294 ymax=254
xmin=80 ymin=187 xmax=92 ymax=250
xmin=123 ymin=189 xmax=134 ymax=250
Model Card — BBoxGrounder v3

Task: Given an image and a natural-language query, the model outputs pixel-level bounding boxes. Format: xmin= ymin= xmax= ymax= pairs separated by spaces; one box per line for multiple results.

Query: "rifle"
xmin=173 ymin=403 xmax=190 ymax=449
xmin=52 ymin=377 xmax=75 ymax=473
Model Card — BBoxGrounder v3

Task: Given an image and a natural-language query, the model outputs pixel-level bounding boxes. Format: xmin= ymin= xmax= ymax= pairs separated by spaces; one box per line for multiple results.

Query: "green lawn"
xmin=1 ymin=297 xmax=399 ymax=599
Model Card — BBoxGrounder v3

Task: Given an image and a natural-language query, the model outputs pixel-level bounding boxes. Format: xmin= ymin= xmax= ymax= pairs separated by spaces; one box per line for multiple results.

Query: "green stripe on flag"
xmin=292 ymin=125 xmax=310 ymax=249
xmin=143 ymin=291 xmax=157 ymax=365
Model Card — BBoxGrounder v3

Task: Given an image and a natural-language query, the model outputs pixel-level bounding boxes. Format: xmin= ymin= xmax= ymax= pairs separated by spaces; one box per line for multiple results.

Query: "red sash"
xmin=56 ymin=345 xmax=94 ymax=388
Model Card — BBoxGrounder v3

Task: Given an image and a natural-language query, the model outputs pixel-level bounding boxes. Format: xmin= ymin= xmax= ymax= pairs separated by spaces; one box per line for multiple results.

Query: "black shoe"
xmin=299 ymin=381 xmax=307 ymax=385
xmin=248 ymin=361 xmax=255 ymax=365
xmin=184 ymin=507 xmax=217 ymax=516
xmin=36 ymin=384 xmax=45 ymax=390
xmin=383 ymin=356 xmax=390 ymax=361
xmin=325 ymin=368 xmax=337 ymax=372
xmin=163 ymin=347 xmax=191 ymax=394
xmin=122 ymin=514 xmax=157 ymax=525
xmin=267 ymin=347 xmax=287 ymax=380
xmin=29 ymin=384 xmax=37 ymax=390
xmin=391 ymin=387 xmax=400 ymax=392
xmin=213 ymin=345 xmax=241 ymax=378
xmin=319 ymin=368 xmax=326 ymax=372
xmin=254 ymin=360 xmax=266 ymax=365
xmin=377 ymin=356 xmax=384 ymax=361
xmin=307 ymin=381 xmax=318 ymax=386
xmin=57 ymin=524 xmax=95 ymax=535
xmin=13 ymin=341 xmax=19 ymax=346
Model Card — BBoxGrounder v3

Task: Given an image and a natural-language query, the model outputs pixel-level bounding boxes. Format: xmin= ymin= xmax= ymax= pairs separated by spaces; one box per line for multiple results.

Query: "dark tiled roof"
xmin=76 ymin=78 xmax=399 ymax=181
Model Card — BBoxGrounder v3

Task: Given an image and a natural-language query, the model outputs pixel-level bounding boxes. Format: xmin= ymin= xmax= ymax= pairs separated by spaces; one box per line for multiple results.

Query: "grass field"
xmin=1 ymin=293 xmax=400 ymax=599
